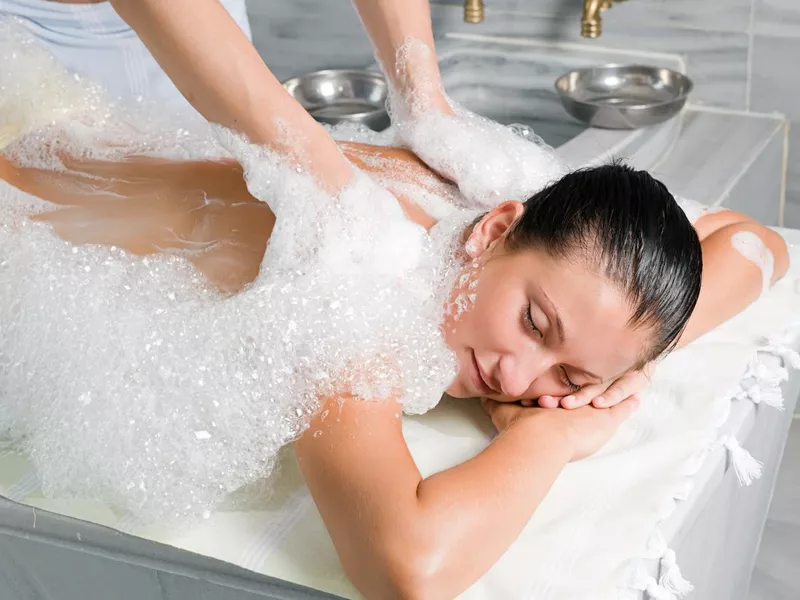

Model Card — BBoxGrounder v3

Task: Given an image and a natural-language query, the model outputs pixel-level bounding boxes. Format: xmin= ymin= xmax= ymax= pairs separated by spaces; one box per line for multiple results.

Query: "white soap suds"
xmin=674 ymin=196 xmax=725 ymax=225
xmin=387 ymin=39 xmax=569 ymax=208
xmin=731 ymin=231 xmax=774 ymax=295
xmin=0 ymin=21 xmax=614 ymax=525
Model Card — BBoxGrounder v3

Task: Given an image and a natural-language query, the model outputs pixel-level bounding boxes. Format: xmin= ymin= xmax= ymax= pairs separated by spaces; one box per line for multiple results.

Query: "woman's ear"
xmin=465 ymin=201 xmax=525 ymax=257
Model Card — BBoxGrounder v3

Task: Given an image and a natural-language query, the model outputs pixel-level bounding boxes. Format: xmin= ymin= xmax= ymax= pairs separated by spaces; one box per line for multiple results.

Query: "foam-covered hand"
xmin=391 ymin=101 xmax=568 ymax=210
xmin=384 ymin=39 xmax=567 ymax=209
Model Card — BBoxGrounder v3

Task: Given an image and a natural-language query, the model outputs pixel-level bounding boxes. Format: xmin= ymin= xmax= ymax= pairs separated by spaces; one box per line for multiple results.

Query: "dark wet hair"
xmin=506 ymin=162 xmax=702 ymax=364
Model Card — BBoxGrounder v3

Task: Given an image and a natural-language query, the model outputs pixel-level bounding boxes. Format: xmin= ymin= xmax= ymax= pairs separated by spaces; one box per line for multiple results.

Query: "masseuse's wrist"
xmin=395 ymin=86 xmax=453 ymax=118
xmin=249 ymin=103 xmax=355 ymax=193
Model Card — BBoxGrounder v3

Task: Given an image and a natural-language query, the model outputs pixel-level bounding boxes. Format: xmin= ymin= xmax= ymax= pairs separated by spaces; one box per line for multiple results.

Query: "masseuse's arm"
xmin=676 ymin=210 xmax=790 ymax=347
xmin=109 ymin=0 xmax=353 ymax=191
xmin=350 ymin=0 xmax=452 ymax=114
xmin=295 ymin=395 xmax=635 ymax=599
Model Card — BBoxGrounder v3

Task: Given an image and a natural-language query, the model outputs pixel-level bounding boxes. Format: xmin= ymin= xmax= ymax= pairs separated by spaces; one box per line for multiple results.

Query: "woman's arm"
xmin=295 ymin=394 xmax=635 ymax=599
xmin=109 ymin=0 xmax=353 ymax=191
xmin=676 ymin=209 xmax=791 ymax=347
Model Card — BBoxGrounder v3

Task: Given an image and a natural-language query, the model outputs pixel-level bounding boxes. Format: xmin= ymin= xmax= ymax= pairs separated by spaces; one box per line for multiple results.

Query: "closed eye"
xmin=560 ymin=366 xmax=581 ymax=393
xmin=524 ymin=302 xmax=543 ymax=338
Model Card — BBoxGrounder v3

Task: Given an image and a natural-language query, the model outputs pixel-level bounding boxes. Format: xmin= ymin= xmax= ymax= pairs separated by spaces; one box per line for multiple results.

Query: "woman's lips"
xmin=470 ymin=350 xmax=495 ymax=395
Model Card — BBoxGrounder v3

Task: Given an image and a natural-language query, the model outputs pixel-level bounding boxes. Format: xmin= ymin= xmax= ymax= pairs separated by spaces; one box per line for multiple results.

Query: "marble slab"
xmin=434 ymin=0 xmax=752 ymax=34
xmin=640 ymin=108 xmax=785 ymax=222
xmin=784 ymin=127 xmax=800 ymax=229
xmin=750 ymin=33 xmax=800 ymax=227
xmin=751 ymin=34 xmax=800 ymax=122
xmin=754 ymin=0 xmax=800 ymax=38
xmin=430 ymin=5 xmax=751 ymax=109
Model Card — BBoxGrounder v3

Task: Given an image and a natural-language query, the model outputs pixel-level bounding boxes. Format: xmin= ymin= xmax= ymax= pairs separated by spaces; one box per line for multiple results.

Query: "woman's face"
xmin=444 ymin=202 xmax=653 ymax=402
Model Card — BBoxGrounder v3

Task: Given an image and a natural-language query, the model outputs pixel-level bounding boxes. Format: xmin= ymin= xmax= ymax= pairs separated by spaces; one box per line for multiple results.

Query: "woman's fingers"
xmin=534 ymin=395 xmax=560 ymax=408
xmin=561 ymin=383 xmax=607 ymax=409
xmin=592 ymin=370 xmax=649 ymax=408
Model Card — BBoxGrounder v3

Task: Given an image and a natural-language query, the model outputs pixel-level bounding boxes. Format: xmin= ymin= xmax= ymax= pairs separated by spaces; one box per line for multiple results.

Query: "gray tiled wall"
xmin=751 ymin=0 xmax=800 ymax=227
xmin=246 ymin=0 xmax=799 ymax=227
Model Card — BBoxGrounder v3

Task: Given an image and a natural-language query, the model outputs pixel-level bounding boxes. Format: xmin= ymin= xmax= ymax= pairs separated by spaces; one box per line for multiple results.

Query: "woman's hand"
xmin=481 ymin=396 xmax=641 ymax=461
xmin=524 ymin=363 xmax=654 ymax=410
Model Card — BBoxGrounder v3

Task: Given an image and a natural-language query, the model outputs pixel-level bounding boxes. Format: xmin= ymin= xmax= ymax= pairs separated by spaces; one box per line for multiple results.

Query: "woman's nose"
xmin=496 ymin=351 xmax=552 ymax=398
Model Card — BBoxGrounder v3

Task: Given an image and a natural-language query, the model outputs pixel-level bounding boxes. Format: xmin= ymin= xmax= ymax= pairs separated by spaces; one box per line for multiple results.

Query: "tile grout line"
xmin=779 ymin=123 xmax=790 ymax=227
xmin=686 ymin=103 xmax=786 ymax=121
xmin=745 ymin=0 xmax=756 ymax=111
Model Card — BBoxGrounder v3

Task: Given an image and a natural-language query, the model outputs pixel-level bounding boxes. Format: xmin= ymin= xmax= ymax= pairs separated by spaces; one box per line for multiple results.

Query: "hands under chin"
xmin=480 ymin=395 xmax=641 ymax=461
xmin=519 ymin=362 xmax=655 ymax=410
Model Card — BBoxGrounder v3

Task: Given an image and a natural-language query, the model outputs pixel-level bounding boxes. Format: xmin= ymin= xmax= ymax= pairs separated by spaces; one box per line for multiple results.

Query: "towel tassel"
xmin=763 ymin=343 xmax=800 ymax=370
xmin=629 ymin=564 xmax=677 ymax=600
xmin=737 ymin=383 xmax=785 ymax=410
xmin=659 ymin=549 xmax=694 ymax=596
xmin=722 ymin=436 xmax=763 ymax=486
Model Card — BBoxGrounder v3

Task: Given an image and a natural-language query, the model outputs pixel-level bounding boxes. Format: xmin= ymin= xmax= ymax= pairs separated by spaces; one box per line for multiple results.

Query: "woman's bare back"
xmin=0 ymin=142 xmax=443 ymax=293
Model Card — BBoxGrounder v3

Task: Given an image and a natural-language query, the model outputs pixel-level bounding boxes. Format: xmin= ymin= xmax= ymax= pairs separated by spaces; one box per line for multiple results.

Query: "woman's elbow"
xmin=381 ymin=555 xmax=448 ymax=600
xmin=347 ymin=535 xmax=453 ymax=600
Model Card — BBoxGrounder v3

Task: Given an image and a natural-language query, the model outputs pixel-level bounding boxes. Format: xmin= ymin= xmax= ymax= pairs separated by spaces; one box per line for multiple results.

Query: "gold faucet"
xmin=465 ymin=0 xmax=484 ymax=24
xmin=582 ymin=0 xmax=625 ymax=38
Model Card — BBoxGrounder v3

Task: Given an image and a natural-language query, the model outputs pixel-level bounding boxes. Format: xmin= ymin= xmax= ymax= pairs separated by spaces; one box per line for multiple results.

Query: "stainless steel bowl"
xmin=554 ymin=65 xmax=693 ymax=129
xmin=282 ymin=69 xmax=390 ymax=131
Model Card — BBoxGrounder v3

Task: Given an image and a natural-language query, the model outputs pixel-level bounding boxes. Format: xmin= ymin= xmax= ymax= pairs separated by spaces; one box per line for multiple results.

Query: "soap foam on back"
xmin=0 ymin=19 xmax=483 ymax=523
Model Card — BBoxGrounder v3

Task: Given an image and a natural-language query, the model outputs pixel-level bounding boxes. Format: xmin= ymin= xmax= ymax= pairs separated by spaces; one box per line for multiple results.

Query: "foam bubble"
xmin=731 ymin=231 xmax=774 ymax=295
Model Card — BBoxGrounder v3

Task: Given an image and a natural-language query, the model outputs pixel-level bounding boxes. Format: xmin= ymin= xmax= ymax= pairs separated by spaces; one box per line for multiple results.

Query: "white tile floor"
xmin=748 ymin=418 xmax=800 ymax=600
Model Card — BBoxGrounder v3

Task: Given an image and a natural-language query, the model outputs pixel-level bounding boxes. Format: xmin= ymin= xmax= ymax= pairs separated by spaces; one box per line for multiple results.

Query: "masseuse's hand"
xmin=384 ymin=40 xmax=567 ymax=209
xmin=481 ymin=397 xmax=640 ymax=461
xmin=393 ymin=103 xmax=568 ymax=210
xmin=526 ymin=363 xmax=655 ymax=410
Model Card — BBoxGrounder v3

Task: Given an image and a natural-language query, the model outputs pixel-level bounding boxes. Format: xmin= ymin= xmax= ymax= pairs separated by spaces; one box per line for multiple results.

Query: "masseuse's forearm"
xmin=677 ymin=215 xmax=790 ymax=347
xmin=110 ymin=0 xmax=353 ymax=190
xmin=350 ymin=0 xmax=451 ymax=112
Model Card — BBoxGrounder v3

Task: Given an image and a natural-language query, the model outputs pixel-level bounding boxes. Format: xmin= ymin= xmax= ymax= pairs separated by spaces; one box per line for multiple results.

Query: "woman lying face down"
xmin=0 ymin=144 xmax=699 ymax=407
xmin=0 ymin=138 xmax=790 ymax=600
